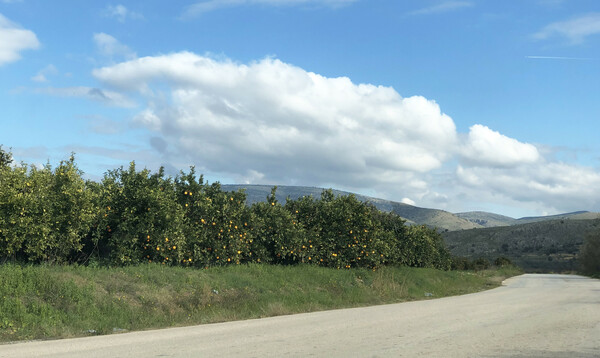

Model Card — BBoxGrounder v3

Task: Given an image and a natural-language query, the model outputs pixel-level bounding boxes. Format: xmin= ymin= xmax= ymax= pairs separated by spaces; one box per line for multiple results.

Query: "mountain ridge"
xmin=221 ymin=184 xmax=598 ymax=232
xmin=219 ymin=184 xmax=600 ymax=272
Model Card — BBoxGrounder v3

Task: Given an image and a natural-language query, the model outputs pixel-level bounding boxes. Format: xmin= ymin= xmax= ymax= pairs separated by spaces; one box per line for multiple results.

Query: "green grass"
xmin=0 ymin=263 xmax=521 ymax=343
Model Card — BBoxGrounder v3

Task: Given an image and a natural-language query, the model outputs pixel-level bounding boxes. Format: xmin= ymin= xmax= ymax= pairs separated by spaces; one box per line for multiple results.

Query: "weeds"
xmin=0 ymin=263 xmax=520 ymax=342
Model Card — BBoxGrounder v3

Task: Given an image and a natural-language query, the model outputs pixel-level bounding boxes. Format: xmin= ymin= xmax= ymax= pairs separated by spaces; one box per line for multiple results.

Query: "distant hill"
xmin=442 ymin=218 xmax=600 ymax=272
xmin=221 ymin=184 xmax=600 ymax=272
xmin=515 ymin=211 xmax=600 ymax=225
xmin=455 ymin=211 xmax=517 ymax=227
xmin=385 ymin=202 xmax=481 ymax=231
xmin=456 ymin=210 xmax=600 ymax=228
xmin=222 ymin=184 xmax=483 ymax=231
xmin=221 ymin=184 xmax=599 ymax=233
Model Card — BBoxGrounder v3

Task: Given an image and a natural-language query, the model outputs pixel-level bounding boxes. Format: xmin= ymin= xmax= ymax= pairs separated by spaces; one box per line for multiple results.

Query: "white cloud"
xmin=104 ymin=4 xmax=143 ymax=23
xmin=93 ymin=32 xmax=136 ymax=60
xmin=408 ymin=1 xmax=473 ymax=16
xmin=0 ymin=13 xmax=39 ymax=66
xmin=461 ymin=124 xmax=540 ymax=167
xmin=183 ymin=0 xmax=357 ymax=17
xmin=401 ymin=197 xmax=416 ymax=206
xmin=35 ymin=86 xmax=135 ymax=107
xmin=93 ymin=52 xmax=457 ymax=190
xmin=89 ymin=52 xmax=600 ymax=216
xmin=31 ymin=64 xmax=58 ymax=82
xmin=533 ymin=13 xmax=600 ymax=44
xmin=456 ymin=162 xmax=600 ymax=214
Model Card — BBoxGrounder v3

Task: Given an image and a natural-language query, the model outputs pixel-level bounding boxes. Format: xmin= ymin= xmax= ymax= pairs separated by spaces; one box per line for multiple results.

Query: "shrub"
xmin=579 ymin=229 xmax=600 ymax=275
xmin=0 ymin=146 xmax=12 ymax=168
xmin=93 ymin=162 xmax=186 ymax=265
xmin=29 ymin=156 xmax=95 ymax=263
xmin=494 ymin=256 xmax=513 ymax=267
xmin=0 ymin=155 xmax=94 ymax=263
xmin=370 ymin=210 xmax=409 ymax=266
xmin=286 ymin=190 xmax=385 ymax=269
xmin=176 ymin=169 xmax=254 ymax=267
xmin=400 ymin=225 xmax=452 ymax=270
xmin=450 ymin=256 xmax=473 ymax=270
xmin=0 ymin=148 xmax=461 ymax=270
xmin=0 ymin=163 xmax=31 ymax=262
xmin=250 ymin=187 xmax=306 ymax=264
xmin=473 ymin=257 xmax=491 ymax=271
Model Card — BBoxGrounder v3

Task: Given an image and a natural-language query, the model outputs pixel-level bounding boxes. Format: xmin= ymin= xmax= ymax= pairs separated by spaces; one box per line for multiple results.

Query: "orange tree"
xmin=286 ymin=190 xmax=385 ymax=269
xmin=28 ymin=156 xmax=95 ymax=263
xmin=249 ymin=187 xmax=307 ymax=264
xmin=0 ymin=162 xmax=35 ymax=262
xmin=401 ymin=225 xmax=451 ymax=269
xmin=0 ymin=146 xmax=12 ymax=168
xmin=0 ymin=156 xmax=94 ymax=263
xmin=93 ymin=162 xmax=185 ymax=265
xmin=176 ymin=169 xmax=253 ymax=267
xmin=370 ymin=210 xmax=409 ymax=265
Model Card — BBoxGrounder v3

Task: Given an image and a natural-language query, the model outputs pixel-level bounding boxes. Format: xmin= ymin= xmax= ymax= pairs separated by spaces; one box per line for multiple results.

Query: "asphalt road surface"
xmin=1 ymin=274 xmax=599 ymax=357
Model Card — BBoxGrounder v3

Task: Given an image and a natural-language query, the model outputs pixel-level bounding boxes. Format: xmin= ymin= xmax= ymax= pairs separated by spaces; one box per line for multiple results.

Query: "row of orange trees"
xmin=0 ymin=151 xmax=451 ymax=270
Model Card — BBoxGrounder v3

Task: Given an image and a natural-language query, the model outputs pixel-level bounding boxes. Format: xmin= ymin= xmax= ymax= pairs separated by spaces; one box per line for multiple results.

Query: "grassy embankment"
xmin=0 ymin=263 xmax=521 ymax=343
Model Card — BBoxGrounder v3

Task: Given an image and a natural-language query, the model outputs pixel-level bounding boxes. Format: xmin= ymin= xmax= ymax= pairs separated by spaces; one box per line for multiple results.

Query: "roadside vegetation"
xmin=0 ymin=147 xmax=522 ymax=342
xmin=579 ymin=229 xmax=600 ymax=277
xmin=0 ymin=147 xmax=450 ymax=270
xmin=0 ymin=263 xmax=521 ymax=342
xmin=443 ymin=219 xmax=600 ymax=272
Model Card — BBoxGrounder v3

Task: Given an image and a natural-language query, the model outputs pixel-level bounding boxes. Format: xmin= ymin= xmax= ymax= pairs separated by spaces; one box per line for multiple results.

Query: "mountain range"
xmin=221 ymin=184 xmax=599 ymax=231
xmin=222 ymin=184 xmax=600 ymax=272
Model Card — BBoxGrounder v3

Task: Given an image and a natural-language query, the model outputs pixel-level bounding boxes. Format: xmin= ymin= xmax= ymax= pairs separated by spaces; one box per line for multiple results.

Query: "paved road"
xmin=1 ymin=274 xmax=599 ymax=357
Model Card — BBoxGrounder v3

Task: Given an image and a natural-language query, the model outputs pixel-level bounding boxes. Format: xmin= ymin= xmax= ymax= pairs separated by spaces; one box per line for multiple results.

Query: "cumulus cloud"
xmin=88 ymin=52 xmax=600 ymax=216
xmin=533 ymin=13 xmax=600 ymax=44
xmin=182 ymin=0 xmax=357 ymax=17
xmin=408 ymin=1 xmax=473 ymax=16
xmin=35 ymin=86 xmax=135 ymax=107
xmin=93 ymin=52 xmax=457 ymax=192
xmin=103 ymin=4 xmax=144 ymax=23
xmin=461 ymin=124 xmax=540 ymax=167
xmin=93 ymin=32 xmax=136 ymax=60
xmin=0 ymin=13 xmax=39 ymax=66
xmin=456 ymin=162 xmax=600 ymax=214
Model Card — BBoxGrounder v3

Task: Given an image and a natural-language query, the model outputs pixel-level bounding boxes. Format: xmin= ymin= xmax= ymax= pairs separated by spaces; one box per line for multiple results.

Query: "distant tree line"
xmin=0 ymin=147 xmax=454 ymax=269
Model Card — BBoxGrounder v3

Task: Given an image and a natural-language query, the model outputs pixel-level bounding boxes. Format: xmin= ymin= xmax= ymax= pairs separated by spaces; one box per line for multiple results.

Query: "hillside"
xmin=515 ymin=211 xmax=600 ymax=225
xmin=222 ymin=184 xmax=600 ymax=272
xmin=456 ymin=210 xmax=600 ymax=228
xmin=455 ymin=211 xmax=517 ymax=227
xmin=442 ymin=218 xmax=600 ymax=272
xmin=222 ymin=184 xmax=481 ymax=231
xmin=222 ymin=184 xmax=599 ymax=233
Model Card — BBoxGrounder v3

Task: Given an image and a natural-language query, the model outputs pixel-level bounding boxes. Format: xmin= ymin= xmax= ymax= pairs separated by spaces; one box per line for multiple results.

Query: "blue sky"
xmin=1 ymin=0 xmax=599 ymax=218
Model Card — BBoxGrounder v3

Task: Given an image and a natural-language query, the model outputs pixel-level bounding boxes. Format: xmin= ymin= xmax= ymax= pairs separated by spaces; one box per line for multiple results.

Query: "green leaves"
xmin=0 ymin=153 xmax=452 ymax=270
xmin=0 ymin=146 xmax=12 ymax=168
xmin=94 ymin=162 xmax=186 ymax=265
xmin=0 ymin=156 xmax=94 ymax=263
